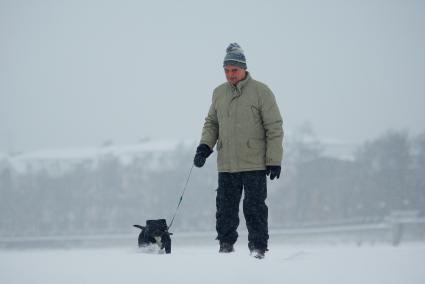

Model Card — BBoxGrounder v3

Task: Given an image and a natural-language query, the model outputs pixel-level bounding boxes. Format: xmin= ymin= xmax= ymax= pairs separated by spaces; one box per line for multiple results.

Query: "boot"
xmin=250 ymin=248 xmax=267 ymax=259
xmin=219 ymin=242 xmax=234 ymax=253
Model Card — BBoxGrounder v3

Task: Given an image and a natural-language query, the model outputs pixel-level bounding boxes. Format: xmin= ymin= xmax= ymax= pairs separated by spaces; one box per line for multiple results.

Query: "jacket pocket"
xmin=240 ymin=139 xmax=266 ymax=167
xmin=247 ymin=138 xmax=265 ymax=150
xmin=250 ymin=105 xmax=262 ymax=124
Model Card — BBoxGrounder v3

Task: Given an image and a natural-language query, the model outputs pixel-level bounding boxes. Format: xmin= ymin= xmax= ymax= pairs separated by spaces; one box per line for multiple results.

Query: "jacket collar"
xmin=229 ymin=72 xmax=251 ymax=94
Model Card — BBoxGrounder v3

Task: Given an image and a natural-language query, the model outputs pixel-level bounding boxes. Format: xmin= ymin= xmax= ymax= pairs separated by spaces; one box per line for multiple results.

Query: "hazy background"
xmin=1 ymin=0 xmax=424 ymax=153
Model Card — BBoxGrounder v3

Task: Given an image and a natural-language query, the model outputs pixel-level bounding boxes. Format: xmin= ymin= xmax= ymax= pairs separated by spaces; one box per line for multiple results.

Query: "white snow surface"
xmin=1 ymin=243 xmax=423 ymax=284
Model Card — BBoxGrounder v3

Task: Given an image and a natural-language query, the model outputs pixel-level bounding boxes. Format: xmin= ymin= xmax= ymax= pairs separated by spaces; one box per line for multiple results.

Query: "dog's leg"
xmin=162 ymin=233 xmax=171 ymax=254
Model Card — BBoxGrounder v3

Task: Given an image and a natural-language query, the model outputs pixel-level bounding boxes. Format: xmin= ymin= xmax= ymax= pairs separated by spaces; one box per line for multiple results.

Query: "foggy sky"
xmin=1 ymin=0 xmax=424 ymax=153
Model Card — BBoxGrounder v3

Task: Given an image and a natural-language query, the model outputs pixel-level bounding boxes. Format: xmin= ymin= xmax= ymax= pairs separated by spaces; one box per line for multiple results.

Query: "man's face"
xmin=224 ymin=65 xmax=246 ymax=85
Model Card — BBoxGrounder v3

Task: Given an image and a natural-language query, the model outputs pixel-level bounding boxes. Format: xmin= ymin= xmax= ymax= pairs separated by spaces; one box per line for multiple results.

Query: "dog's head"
xmin=133 ymin=219 xmax=170 ymax=237
xmin=145 ymin=219 xmax=168 ymax=237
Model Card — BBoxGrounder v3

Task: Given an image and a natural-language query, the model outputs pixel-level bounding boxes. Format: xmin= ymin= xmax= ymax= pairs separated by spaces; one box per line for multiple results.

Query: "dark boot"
xmin=248 ymin=242 xmax=268 ymax=259
xmin=250 ymin=248 xmax=266 ymax=259
xmin=219 ymin=242 xmax=235 ymax=253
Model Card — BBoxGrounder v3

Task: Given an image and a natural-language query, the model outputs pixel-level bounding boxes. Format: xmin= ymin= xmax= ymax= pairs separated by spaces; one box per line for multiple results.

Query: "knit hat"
xmin=223 ymin=43 xmax=247 ymax=70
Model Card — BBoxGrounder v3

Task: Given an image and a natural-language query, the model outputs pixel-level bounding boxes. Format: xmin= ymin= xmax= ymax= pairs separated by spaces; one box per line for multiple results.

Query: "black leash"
xmin=168 ymin=164 xmax=194 ymax=230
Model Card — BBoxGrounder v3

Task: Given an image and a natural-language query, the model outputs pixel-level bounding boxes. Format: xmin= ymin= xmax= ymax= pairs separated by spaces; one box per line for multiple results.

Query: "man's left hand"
xmin=266 ymin=165 xmax=281 ymax=180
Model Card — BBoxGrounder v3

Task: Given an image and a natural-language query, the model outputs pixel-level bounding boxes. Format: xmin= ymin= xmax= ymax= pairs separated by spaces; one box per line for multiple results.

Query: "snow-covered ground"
xmin=1 ymin=240 xmax=424 ymax=284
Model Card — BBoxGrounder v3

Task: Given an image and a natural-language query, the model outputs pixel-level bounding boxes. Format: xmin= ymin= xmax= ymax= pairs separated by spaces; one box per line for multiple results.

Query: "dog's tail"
xmin=133 ymin=225 xmax=145 ymax=230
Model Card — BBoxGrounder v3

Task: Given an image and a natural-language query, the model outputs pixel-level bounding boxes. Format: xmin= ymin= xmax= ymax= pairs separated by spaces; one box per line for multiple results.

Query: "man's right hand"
xmin=194 ymin=144 xmax=213 ymax=168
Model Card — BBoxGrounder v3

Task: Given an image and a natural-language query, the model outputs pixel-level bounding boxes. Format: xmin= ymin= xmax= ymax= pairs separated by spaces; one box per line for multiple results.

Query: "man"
xmin=194 ymin=43 xmax=283 ymax=259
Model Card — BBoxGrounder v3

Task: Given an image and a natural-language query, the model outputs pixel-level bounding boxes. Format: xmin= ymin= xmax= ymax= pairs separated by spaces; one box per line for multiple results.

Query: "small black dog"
xmin=133 ymin=219 xmax=172 ymax=254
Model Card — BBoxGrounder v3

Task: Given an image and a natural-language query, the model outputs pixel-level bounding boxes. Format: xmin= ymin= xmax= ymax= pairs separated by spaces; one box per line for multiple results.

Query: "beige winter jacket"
xmin=200 ymin=72 xmax=283 ymax=172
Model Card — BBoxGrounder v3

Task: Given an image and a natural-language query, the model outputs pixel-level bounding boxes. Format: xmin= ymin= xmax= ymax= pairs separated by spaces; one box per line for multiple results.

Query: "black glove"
xmin=266 ymin=165 xmax=281 ymax=180
xmin=194 ymin=144 xmax=213 ymax=168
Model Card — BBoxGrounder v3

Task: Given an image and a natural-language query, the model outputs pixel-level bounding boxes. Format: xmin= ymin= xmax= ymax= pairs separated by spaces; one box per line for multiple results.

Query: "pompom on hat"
xmin=223 ymin=43 xmax=247 ymax=70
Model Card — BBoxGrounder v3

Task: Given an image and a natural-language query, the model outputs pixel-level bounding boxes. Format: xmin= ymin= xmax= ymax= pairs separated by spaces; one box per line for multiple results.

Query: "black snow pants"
xmin=216 ymin=170 xmax=269 ymax=250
